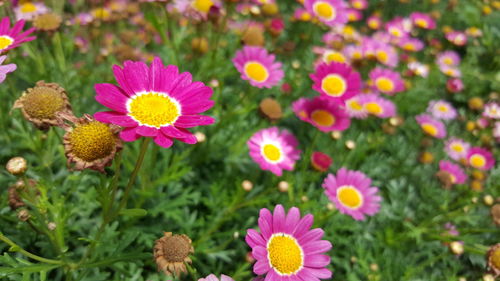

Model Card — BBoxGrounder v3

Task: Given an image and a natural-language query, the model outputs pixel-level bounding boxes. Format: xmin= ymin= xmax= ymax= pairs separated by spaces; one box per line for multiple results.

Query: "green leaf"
xmin=0 ymin=264 xmax=60 ymax=275
xmin=119 ymin=209 xmax=148 ymax=217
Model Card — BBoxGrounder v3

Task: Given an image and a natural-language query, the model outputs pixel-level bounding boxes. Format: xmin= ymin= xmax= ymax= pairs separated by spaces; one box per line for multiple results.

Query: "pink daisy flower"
xmin=408 ymin=61 xmax=429 ymax=77
xmin=439 ymin=160 xmax=467 ymax=185
xmin=94 ymin=57 xmax=215 ymax=148
xmin=342 ymin=44 xmax=364 ymax=61
xmin=374 ymin=42 xmax=399 ymax=68
xmin=14 ymin=2 xmax=49 ymax=21
xmin=245 ymin=204 xmax=332 ymax=279
xmin=466 ymin=147 xmax=495 ymax=171
xmin=415 ymin=114 xmax=447 ymax=139
xmin=410 ymin=12 xmax=436 ymax=30
xmin=304 ymin=0 xmax=348 ymax=27
xmin=247 ymin=127 xmax=301 ymax=176
xmin=439 ymin=65 xmax=461 ymax=78
xmin=323 ymin=168 xmax=382 ymax=221
xmin=358 ymin=94 xmax=396 ymax=118
xmin=310 ymin=62 xmax=361 ymax=103
xmin=369 ymin=67 xmax=405 ymax=95
xmin=446 ymin=31 xmax=467 ymax=46
xmin=445 ymin=138 xmax=470 ymax=161
xmin=233 ymin=46 xmax=284 ymax=89
xmin=349 ymin=0 xmax=368 ymax=10
xmin=292 ymin=96 xmax=351 ymax=132
xmin=398 ymin=37 xmax=424 ymax=52
xmin=0 ymin=17 xmax=36 ymax=54
xmin=446 ymin=78 xmax=464 ymax=93
xmin=294 ymin=8 xmax=313 ymax=21
xmin=367 ymin=15 xmax=382 ymax=30
xmin=0 ymin=55 xmax=16 ymax=84
xmin=199 ymin=274 xmax=234 ymax=281
xmin=483 ymin=102 xmax=500 ymax=119
xmin=427 ymin=100 xmax=457 ymax=120
xmin=346 ymin=8 xmax=363 ymax=22
xmin=436 ymin=51 xmax=461 ymax=67
xmin=385 ymin=18 xmax=409 ymax=39
xmin=345 ymin=95 xmax=368 ymax=119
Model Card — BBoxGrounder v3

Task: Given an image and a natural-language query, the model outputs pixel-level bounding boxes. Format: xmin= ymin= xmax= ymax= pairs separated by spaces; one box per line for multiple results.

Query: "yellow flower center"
xmin=376 ymin=51 xmax=388 ymax=63
xmin=469 ymin=154 xmax=486 ymax=168
xmin=244 ymin=62 xmax=269 ymax=83
xmin=0 ymin=36 xmax=14 ymax=50
xmin=23 ymin=86 xmax=65 ymax=119
xmin=415 ymin=19 xmax=428 ymax=28
xmin=365 ymin=102 xmax=383 ymax=115
xmin=337 ymin=185 xmax=363 ymax=209
xmin=127 ymin=92 xmax=180 ymax=128
xmin=267 ymin=234 xmax=303 ymax=275
xmin=437 ymin=104 xmax=449 ymax=112
xmin=421 ymin=123 xmax=438 ymax=136
xmin=352 ymin=51 xmax=362 ymax=60
xmin=69 ymin=121 xmax=116 ymax=162
xmin=368 ymin=20 xmax=379 ymax=29
xmin=389 ymin=27 xmax=402 ymax=38
xmin=444 ymin=68 xmax=456 ymax=76
xmin=92 ymin=8 xmax=110 ymax=19
xmin=324 ymin=51 xmax=346 ymax=63
xmin=443 ymin=57 xmax=453 ymax=65
xmin=300 ymin=12 xmax=312 ymax=21
xmin=375 ymin=77 xmax=395 ymax=92
xmin=449 ymin=174 xmax=457 ymax=184
xmin=321 ymin=74 xmax=347 ymax=97
xmin=311 ymin=110 xmax=335 ymax=127
xmin=451 ymin=144 xmax=464 ymax=152
xmin=348 ymin=100 xmax=363 ymax=111
xmin=352 ymin=1 xmax=362 ymax=9
xmin=21 ymin=3 xmax=37 ymax=13
xmin=192 ymin=0 xmax=214 ymax=13
xmin=313 ymin=2 xmax=336 ymax=20
xmin=343 ymin=25 xmax=355 ymax=35
xmin=491 ymin=247 xmax=500 ymax=270
xmin=262 ymin=144 xmax=281 ymax=162
xmin=404 ymin=43 xmax=416 ymax=51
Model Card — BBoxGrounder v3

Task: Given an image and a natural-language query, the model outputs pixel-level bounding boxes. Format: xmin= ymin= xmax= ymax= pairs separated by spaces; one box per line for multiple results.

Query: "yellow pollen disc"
xmin=390 ymin=27 xmax=402 ymax=37
xmin=368 ymin=20 xmax=379 ymax=29
xmin=192 ymin=0 xmax=214 ymax=13
xmin=244 ymin=62 xmax=269 ymax=83
xmin=353 ymin=1 xmax=362 ymax=9
xmin=376 ymin=51 xmax=388 ymax=63
xmin=337 ymin=185 xmax=363 ymax=209
xmin=324 ymin=51 xmax=346 ymax=63
xmin=311 ymin=110 xmax=335 ymax=127
xmin=415 ymin=19 xmax=428 ymax=28
xmin=128 ymin=92 xmax=180 ymax=128
xmin=444 ymin=69 xmax=456 ymax=76
xmin=23 ymin=87 xmax=65 ymax=119
xmin=469 ymin=154 xmax=486 ymax=168
xmin=321 ymin=74 xmax=347 ymax=97
xmin=267 ymin=234 xmax=303 ymax=275
xmin=262 ymin=144 xmax=281 ymax=162
xmin=0 ymin=36 xmax=14 ymax=50
xmin=491 ymin=247 xmax=500 ymax=269
xmin=353 ymin=52 xmax=362 ymax=60
xmin=343 ymin=25 xmax=355 ymax=35
xmin=421 ymin=123 xmax=438 ymax=136
xmin=365 ymin=102 xmax=383 ymax=115
xmin=300 ymin=12 xmax=312 ymax=21
xmin=451 ymin=144 xmax=463 ymax=152
xmin=449 ymin=174 xmax=457 ymax=184
xmin=375 ymin=77 xmax=395 ymax=92
xmin=313 ymin=2 xmax=336 ymax=20
xmin=404 ymin=43 xmax=416 ymax=51
xmin=21 ymin=3 xmax=37 ymax=13
xmin=443 ymin=57 xmax=453 ymax=65
xmin=348 ymin=100 xmax=363 ymax=111
xmin=437 ymin=105 xmax=449 ymax=112
xmin=69 ymin=121 xmax=116 ymax=162
xmin=92 ymin=8 xmax=110 ymax=19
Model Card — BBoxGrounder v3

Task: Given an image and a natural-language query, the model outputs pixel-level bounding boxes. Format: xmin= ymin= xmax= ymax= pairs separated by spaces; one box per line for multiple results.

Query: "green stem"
xmin=0 ymin=233 xmax=64 ymax=265
xmin=163 ymin=6 xmax=179 ymax=66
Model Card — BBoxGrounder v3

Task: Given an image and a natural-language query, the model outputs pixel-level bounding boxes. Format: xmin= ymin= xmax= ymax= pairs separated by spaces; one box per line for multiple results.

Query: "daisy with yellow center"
xmin=14 ymin=2 xmax=48 ymax=21
xmin=369 ymin=67 xmax=405 ymax=95
xmin=359 ymin=94 xmax=396 ymax=119
xmin=305 ymin=0 xmax=348 ymax=26
xmin=245 ymin=204 xmax=332 ymax=279
xmin=410 ymin=12 xmax=436 ymax=30
xmin=311 ymin=62 xmax=361 ymax=103
xmin=415 ymin=114 xmax=447 ymax=139
xmin=466 ymin=147 xmax=494 ymax=170
xmin=247 ymin=127 xmax=301 ymax=176
xmin=59 ymin=113 xmax=122 ymax=173
xmin=438 ymin=161 xmax=467 ymax=187
xmin=192 ymin=0 xmax=215 ymax=13
xmin=0 ymin=16 xmax=36 ymax=53
xmin=427 ymin=100 xmax=457 ymax=120
xmin=233 ymin=46 xmax=284 ymax=88
xmin=292 ymin=96 xmax=351 ymax=132
xmin=345 ymin=96 xmax=368 ymax=119
xmin=323 ymin=168 xmax=382 ymax=220
xmin=444 ymin=138 xmax=470 ymax=161
xmin=322 ymin=50 xmax=346 ymax=63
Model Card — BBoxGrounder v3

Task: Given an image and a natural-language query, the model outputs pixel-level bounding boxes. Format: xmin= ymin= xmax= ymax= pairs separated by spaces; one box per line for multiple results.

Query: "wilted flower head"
xmin=154 ymin=232 xmax=194 ymax=276
xmin=487 ymin=244 xmax=500 ymax=276
xmin=33 ymin=13 xmax=62 ymax=32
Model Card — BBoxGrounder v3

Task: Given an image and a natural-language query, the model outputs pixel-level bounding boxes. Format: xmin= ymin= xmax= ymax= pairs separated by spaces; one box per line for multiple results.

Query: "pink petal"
xmin=302 ymin=240 xmax=332 ymax=255
xmin=254 ymin=260 xmax=270 ymax=275
xmin=136 ymin=126 xmax=158 ymax=137
xmin=304 ymin=254 xmax=331 ymax=267
xmin=120 ymin=127 xmax=141 ymax=142
xmin=160 ymin=125 xmax=191 ymax=138
xmin=154 ymin=133 xmax=173 ymax=148
xmin=272 ymin=204 xmax=286 ymax=233
xmin=174 ymin=115 xmax=215 ymax=128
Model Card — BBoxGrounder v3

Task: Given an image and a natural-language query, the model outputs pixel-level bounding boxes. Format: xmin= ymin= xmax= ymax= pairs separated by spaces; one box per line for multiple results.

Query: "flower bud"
xmin=6 ymin=157 xmax=27 ymax=176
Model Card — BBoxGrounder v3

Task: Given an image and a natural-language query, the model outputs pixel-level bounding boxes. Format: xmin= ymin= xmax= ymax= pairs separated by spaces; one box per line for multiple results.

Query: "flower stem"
xmin=0 ymin=232 xmax=64 ymax=265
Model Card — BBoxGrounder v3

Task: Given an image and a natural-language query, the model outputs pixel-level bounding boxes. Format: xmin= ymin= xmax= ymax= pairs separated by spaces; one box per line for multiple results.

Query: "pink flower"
xmin=466 ymin=147 xmax=495 ymax=171
xmin=311 ymin=151 xmax=332 ymax=172
xmin=0 ymin=55 xmax=16 ymax=83
xmin=245 ymin=204 xmax=332 ymax=279
xmin=427 ymin=100 xmax=457 ymax=120
xmin=483 ymin=102 xmax=500 ymax=119
xmin=14 ymin=2 xmax=49 ymax=21
xmin=436 ymin=51 xmax=461 ymax=67
xmin=350 ymin=0 xmax=368 ymax=10
xmin=323 ymin=168 xmax=382 ymax=220
xmin=446 ymin=78 xmax=464 ymax=93
xmin=358 ymin=94 xmax=396 ymax=118
xmin=369 ymin=67 xmax=405 ymax=95
xmin=0 ymin=17 xmax=36 ymax=54
xmin=410 ymin=12 xmax=436 ymax=29
xmin=94 ymin=57 xmax=215 ymax=148
xmin=374 ymin=42 xmax=399 ymax=67
xmin=292 ymin=96 xmax=351 ymax=132
xmin=367 ymin=15 xmax=382 ymax=30
xmin=398 ymin=37 xmax=424 ymax=52
xmin=310 ymin=62 xmax=361 ymax=103
xmin=345 ymin=95 xmax=368 ymax=119
xmin=199 ymin=274 xmax=234 ymax=281
xmin=233 ymin=46 xmax=284 ymax=88
xmin=415 ymin=114 xmax=446 ymax=139
xmin=346 ymin=8 xmax=363 ymax=22
xmin=247 ymin=127 xmax=301 ymax=176
xmin=444 ymin=138 xmax=470 ymax=161
xmin=385 ymin=18 xmax=409 ymax=39
xmin=446 ymin=31 xmax=467 ymax=46
xmin=439 ymin=160 xmax=467 ymax=185
xmin=304 ymin=0 xmax=348 ymax=27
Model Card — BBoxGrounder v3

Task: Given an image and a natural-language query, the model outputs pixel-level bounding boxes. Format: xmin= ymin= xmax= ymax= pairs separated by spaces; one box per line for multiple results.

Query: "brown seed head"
xmin=6 ymin=157 xmax=27 ymax=176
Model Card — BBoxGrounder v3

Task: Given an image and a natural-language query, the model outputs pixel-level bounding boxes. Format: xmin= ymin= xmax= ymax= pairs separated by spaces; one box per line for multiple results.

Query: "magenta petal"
xmin=253 ymin=260 xmax=270 ymax=275
xmin=174 ymin=115 xmax=215 ymax=128
xmin=308 ymin=268 xmax=332 ymax=279
xmin=123 ymin=61 xmax=149 ymax=93
xmin=252 ymin=245 xmax=267 ymax=260
xmin=94 ymin=111 xmax=121 ymax=124
xmin=154 ymin=133 xmax=174 ymax=148
xmin=95 ymin=93 xmax=127 ymax=113
xmin=136 ymin=126 xmax=158 ymax=137
xmin=293 ymin=214 xmax=314 ymax=238
xmin=302 ymin=240 xmax=332 ymax=255
xmin=160 ymin=126 xmax=191 ymax=138
xmin=246 ymin=229 xmax=266 ymax=247
xmin=304 ymin=254 xmax=331 ymax=267
xmin=272 ymin=205 xmax=286 ymax=233
xmin=149 ymin=57 xmax=166 ymax=92
xmin=284 ymin=207 xmax=300 ymax=234
xmin=296 ymin=268 xmax=321 ymax=281
xmin=176 ymin=134 xmax=197 ymax=144
xmin=298 ymin=228 xmax=324 ymax=244
xmin=112 ymin=65 xmax=134 ymax=96
xmin=109 ymin=115 xmax=138 ymax=127
xmin=120 ymin=127 xmax=141 ymax=142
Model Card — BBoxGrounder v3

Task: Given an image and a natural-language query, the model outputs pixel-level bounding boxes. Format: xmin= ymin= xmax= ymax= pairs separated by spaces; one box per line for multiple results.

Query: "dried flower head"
xmin=33 ymin=13 xmax=62 ymax=32
xmin=487 ymin=244 xmax=500 ymax=276
xmin=8 ymin=186 xmax=24 ymax=210
xmin=492 ymin=204 xmax=500 ymax=226
xmin=154 ymin=232 xmax=194 ymax=276
xmin=13 ymin=81 xmax=72 ymax=130
xmin=60 ymin=113 xmax=122 ymax=173
xmin=259 ymin=98 xmax=282 ymax=121
xmin=6 ymin=156 xmax=27 ymax=175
